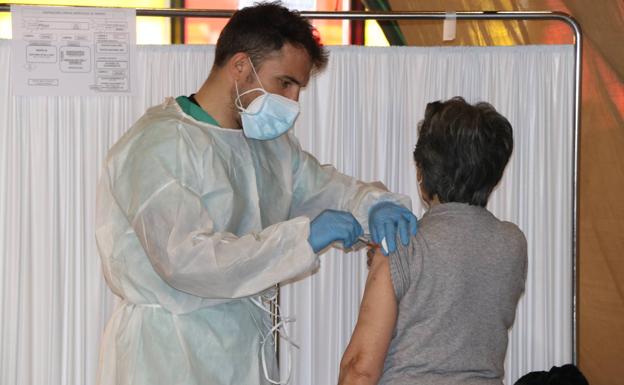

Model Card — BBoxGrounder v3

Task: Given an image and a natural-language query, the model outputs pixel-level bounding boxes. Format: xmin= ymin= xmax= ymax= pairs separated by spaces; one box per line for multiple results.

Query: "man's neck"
xmin=193 ymin=72 xmax=241 ymax=129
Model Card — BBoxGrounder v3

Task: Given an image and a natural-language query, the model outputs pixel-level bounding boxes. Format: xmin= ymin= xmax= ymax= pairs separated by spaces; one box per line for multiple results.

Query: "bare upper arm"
xmin=338 ymin=247 xmax=398 ymax=385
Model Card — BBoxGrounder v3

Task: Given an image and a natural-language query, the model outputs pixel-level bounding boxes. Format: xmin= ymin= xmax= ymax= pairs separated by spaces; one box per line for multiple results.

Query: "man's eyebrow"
xmin=280 ymin=75 xmax=303 ymax=86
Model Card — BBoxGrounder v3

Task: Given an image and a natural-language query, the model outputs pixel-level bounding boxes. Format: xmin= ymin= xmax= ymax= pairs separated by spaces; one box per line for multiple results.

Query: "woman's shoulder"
xmin=497 ymin=220 xmax=527 ymax=250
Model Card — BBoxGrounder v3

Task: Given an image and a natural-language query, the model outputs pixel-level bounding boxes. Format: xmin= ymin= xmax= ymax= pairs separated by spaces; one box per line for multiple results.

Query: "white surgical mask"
xmin=235 ymin=59 xmax=300 ymax=141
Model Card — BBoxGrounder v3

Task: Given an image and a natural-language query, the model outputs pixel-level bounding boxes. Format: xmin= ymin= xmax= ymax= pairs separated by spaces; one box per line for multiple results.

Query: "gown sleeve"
xmin=287 ymin=132 xmax=413 ymax=233
xmin=98 ymin=122 xmax=318 ymax=300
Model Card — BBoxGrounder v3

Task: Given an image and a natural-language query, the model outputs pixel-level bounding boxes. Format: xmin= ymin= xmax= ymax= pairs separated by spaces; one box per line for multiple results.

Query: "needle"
xmin=358 ymin=235 xmax=388 ymax=254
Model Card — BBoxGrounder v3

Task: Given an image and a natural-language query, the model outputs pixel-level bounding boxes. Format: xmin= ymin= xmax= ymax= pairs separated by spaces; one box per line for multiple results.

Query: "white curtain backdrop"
xmin=0 ymin=41 xmax=574 ymax=385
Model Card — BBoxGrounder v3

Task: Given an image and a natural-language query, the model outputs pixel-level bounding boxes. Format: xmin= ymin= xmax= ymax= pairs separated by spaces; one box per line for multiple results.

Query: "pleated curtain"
xmin=0 ymin=41 xmax=574 ymax=385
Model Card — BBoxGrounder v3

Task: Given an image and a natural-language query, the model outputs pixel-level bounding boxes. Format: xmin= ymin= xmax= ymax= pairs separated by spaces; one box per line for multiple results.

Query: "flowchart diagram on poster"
xmin=11 ymin=5 xmax=136 ymax=96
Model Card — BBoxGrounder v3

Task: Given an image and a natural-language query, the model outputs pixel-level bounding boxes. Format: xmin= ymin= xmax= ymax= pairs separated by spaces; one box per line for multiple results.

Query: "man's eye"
xmin=281 ymin=80 xmax=291 ymax=88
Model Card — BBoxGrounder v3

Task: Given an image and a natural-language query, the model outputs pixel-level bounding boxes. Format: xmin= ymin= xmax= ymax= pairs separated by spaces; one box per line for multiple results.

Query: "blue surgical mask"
xmin=235 ymin=60 xmax=300 ymax=141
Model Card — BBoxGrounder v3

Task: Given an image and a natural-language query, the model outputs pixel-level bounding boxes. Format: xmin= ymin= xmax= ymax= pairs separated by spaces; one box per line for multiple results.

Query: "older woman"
xmin=339 ymin=97 xmax=527 ymax=385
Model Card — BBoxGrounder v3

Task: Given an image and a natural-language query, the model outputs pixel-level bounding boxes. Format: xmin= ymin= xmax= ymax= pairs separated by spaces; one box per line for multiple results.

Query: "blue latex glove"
xmin=308 ymin=209 xmax=364 ymax=253
xmin=369 ymin=201 xmax=418 ymax=255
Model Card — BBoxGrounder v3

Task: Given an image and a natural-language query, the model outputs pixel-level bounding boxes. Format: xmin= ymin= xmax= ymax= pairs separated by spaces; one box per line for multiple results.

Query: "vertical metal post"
xmin=170 ymin=0 xmax=185 ymax=44
xmin=349 ymin=0 xmax=365 ymax=45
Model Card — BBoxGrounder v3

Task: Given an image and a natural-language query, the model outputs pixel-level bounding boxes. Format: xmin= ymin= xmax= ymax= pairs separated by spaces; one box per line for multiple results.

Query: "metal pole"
xmin=0 ymin=3 xmax=582 ymax=365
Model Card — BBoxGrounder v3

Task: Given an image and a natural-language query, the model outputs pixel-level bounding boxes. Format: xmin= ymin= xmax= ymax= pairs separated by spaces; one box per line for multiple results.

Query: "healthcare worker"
xmin=95 ymin=3 xmax=417 ymax=385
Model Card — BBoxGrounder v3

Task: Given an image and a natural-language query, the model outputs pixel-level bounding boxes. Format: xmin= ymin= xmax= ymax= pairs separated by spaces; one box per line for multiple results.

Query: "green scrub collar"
xmin=176 ymin=95 xmax=221 ymax=127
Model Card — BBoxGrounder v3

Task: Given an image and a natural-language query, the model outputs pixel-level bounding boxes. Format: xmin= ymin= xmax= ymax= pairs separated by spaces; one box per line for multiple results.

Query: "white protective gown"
xmin=95 ymin=97 xmax=411 ymax=385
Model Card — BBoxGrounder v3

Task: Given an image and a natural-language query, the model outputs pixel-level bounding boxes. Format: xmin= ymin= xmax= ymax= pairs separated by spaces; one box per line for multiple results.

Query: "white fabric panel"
xmin=0 ymin=42 xmax=215 ymax=385
xmin=0 ymin=41 xmax=573 ymax=385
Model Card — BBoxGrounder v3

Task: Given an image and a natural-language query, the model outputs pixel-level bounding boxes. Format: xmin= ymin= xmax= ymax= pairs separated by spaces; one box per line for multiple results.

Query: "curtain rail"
xmin=0 ymin=4 xmax=582 ymax=366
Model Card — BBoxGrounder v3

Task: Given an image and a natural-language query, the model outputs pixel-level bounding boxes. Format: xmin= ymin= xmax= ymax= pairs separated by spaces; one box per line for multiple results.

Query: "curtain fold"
xmin=0 ymin=41 xmax=574 ymax=385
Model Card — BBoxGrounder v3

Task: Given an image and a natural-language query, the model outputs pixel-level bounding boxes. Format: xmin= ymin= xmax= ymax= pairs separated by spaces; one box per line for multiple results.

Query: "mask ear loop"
xmin=248 ymin=57 xmax=265 ymax=90
xmin=234 ymin=80 xmax=266 ymax=113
